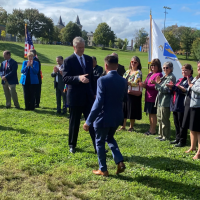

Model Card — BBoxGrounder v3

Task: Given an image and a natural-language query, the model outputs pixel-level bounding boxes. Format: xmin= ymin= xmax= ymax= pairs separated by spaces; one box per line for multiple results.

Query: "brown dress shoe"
xmin=116 ymin=162 xmax=126 ymax=174
xmin=92 ymin=170 xmax=109 ymax=177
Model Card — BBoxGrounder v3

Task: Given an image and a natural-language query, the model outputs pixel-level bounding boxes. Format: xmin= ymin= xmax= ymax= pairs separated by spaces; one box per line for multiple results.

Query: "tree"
xmin=192 ymin=38 xmax=200 ymax=61
xmin=1 ymin=30 xmax=6 ymax=40
xmin=109 ymin=40 xmax=113 ymax=48
xmin=0 ymin=7 xmax=7 ymax=25
xmin=164 ymin=31 xmax=180 ymax=52
xmin=122 ymin=38 xmax=129 ymax=50
xmin=93 ymin=23 xmax=115 ymax=47
xmin=133 ymin=28 xmax=148 ymax=48
xmin=6 ymin=9 xmax=54 ymax=40
xmin=115 ymin=38 xmax=124 ymax=49
xmin=60 ymin=21 xmax=82 ymax=45
xmin=180 ymin=27 xmax=195 ymax=59
xmin=53 ymin=26 xmax=61 ymax=42
xmin=82 ymin=30 xmax=88 ymax=46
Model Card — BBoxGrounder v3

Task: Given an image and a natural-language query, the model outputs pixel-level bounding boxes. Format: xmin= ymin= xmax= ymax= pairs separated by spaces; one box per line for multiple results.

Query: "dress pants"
xmin=35 ymin=83 xmax=41 ymax=107
xmin=56 ymin=85 xmax=66 ymax=113
xmin=23 ymin=84 xmax=36 ymax=110
xmin=173 ymin=112 xmax=188 ymax=144
xmin=3 ymin=81 xmax=20 ymax=108
xmin=69 ymin=105 xmax=95 ymax=150
xmin=157 ymin=106 xmax=171 ymax=140
xmin=94 ymin=127 xmax=123 ymax=172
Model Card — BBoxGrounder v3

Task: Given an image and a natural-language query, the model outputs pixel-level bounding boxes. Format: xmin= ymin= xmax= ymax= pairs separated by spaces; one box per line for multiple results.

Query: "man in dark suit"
xmin=51 ymin=56 xmax=66 ymax=114
xmin=30 ymin=49 xmax=41 ymax=108
xmin=83 ymin=55 xmax=127 ymax=177
xmin=101 ymin=52 xmax=125 ymax=77
xmin=63 ymin=37 xmax=95 ymax=154
xmin=0 ymin=50 xmax=20 ymax=108
xmin=92 ymin=56 xmax=103 ymax=94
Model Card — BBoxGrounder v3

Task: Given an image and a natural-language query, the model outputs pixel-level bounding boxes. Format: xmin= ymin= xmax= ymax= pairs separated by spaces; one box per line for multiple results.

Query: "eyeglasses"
xmin=163 ymin=67 xmax=169 ymax=70
xmin=131 ymin=61 xmax=138 ymax=64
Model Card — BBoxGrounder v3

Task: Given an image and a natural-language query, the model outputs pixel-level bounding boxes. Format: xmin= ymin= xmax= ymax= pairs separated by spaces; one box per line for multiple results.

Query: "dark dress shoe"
xmin=170 ymin=140 xmax=179 ymax=144
xmin=116 ymin=162 xmax=126 ymax=174
xmin=155 ymin=137 xmax=162 ymax=139
xmin=92 ymin=170 xmax=109 ymax=177
xmin=175 ymin=142 xmax=186 ymax=147
xmin=69 ymin=147 xmax=76 ymax=154
xmin=160 ymin=139 xmax=166 ymax=141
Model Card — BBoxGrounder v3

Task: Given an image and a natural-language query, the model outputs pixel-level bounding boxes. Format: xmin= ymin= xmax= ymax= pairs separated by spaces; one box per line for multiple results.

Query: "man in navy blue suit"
xmin=63 ymin=37 xmax=95 ymax=154
xmin=83 ymin=55 xmax=127 ymax=177
xmin=0 ymin=50 xmax=20 ymax=108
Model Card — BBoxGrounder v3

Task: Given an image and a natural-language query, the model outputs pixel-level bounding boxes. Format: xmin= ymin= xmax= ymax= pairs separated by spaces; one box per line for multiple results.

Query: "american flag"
xmin=24 ymin=27 xmax=34 ymax=58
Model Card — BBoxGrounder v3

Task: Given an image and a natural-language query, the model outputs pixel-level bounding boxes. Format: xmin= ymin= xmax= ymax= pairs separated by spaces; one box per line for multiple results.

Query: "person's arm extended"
xmin=62 ymin=58 xmax=80 ymax=85
xmin=86 ymin=78 xmax=105 ymax=126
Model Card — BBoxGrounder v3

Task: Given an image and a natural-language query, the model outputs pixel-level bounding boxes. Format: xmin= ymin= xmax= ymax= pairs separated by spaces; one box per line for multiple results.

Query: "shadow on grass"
xmin=0 ymin=125 xmax=30 ymax=134
xmin=0 ymin=42 xmax=50 ymax=64
xmin=123 ymin=155 xmax=200 ymax=172
xmin=134 ymin=175 xmax=200 ymax=199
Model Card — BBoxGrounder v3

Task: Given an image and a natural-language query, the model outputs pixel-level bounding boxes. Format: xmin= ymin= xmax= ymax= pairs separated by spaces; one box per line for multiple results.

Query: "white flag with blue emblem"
xmin=149 ymin=19 xmax=182 ymax=79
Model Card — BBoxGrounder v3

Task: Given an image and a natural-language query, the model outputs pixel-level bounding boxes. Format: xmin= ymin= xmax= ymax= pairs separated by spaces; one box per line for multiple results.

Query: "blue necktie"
xmin=80 ymin=56 xmax=86 ymax=74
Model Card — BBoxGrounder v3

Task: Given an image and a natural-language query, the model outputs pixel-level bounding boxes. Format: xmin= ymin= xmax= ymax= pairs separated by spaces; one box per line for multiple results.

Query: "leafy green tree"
xmin=165 ymin=31 xmax=180 ymax=52
xmin=115 ymin=38 xmax=124 ymax=49
xmin=109 ymin=40 xmax=113 ymax=48
xmin=60 ymin=21 xmax=82 ymax=45
xmin=0 ymin=7 xmax=7 ymax=25
xmin=6 ymin=8 xmax=54 ymax=40
xmin=93 ymin=23 xmax=115 ymax=46
xmin=122 ymin=38 xmax=129 ymax=50
xmin=192 ymin=38 xmax=200 ymax=61
xmin=181 ymin=27 xmax=196 ymax=59
xmin=1 ymin=30 xmax=6 ymax=40
xmin=133 ymin=28 xmax=148 ymax=48
xmin=82 ymin=30 xmax=88 ymax=46
xmin=53 ymin=26 xmax=61 ymax=42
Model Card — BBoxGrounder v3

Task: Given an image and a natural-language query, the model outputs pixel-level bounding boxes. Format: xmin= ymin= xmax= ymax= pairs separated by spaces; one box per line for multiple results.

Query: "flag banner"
xmin=24 ymin=27 xmax=34 ymax=58
xmin=149 ymin=18 xmax=182 ymax=79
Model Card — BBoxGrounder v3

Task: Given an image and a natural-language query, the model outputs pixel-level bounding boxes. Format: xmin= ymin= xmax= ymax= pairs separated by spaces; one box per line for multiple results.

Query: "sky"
xmin=1 ymin=0 xmax=200 ymax=42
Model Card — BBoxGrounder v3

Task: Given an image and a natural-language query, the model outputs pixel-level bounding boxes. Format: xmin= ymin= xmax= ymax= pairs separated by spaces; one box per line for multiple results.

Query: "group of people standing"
xmin=0 ymin=50 xmax=42 ymax=111
xmin=1 ymin=36 xmax=200 ymax=177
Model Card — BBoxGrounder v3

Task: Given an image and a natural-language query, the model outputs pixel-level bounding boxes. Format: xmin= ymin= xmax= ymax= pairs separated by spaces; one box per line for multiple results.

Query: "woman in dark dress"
xmin=182 ymin=62 xmax=200 ymax=159
xmin=166 ymin=64 xmax=193 ymax=147
xmin=118 ymin=56 xmax=142 ymax=132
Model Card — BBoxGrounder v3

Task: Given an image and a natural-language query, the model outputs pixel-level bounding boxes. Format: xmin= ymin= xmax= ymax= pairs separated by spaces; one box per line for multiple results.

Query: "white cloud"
xmin=1 ymin=0 xmax=163 ymax=42
xmin=180 ymin=6 xmax=192 ymax=12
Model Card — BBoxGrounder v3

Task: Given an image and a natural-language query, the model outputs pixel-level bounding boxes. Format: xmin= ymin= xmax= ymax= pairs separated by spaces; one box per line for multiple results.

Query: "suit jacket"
xmin=86 ymin=71 xmax=127 ymax=128
xmin=0 ymin=58 xmax=19 ymax=85
xmin=93 ymin=65 xmax=103 ymax=94
xmin=63 ymin=53 xmax=95 ymax=106
xmin=20 ymin=60 xmax=39 ymax=85
xmin=101 ymin=63 xmax=126 ymax=77
xmin=34 ymin=57 xmax=42 ymax=84
xmin=51 ymin=66 xmax=65 ymax=91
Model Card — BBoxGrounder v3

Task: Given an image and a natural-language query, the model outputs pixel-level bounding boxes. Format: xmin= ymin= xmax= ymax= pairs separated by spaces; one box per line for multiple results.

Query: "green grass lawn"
xmin=0 ymin=41 xmax=200 ymax=199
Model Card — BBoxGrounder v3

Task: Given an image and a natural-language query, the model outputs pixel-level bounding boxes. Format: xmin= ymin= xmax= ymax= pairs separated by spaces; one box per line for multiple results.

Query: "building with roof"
xmin=75 ymin=15 xmax=82 ymax=30
xmin=56 ymin=16 xmax=65 ymax=29
xmin=87 ymin=32 xmax=94 ymax=46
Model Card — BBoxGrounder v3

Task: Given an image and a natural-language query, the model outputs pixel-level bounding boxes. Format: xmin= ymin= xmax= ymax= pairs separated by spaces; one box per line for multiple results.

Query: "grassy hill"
xmin=0 ymin=41 xmax=200 ymax=199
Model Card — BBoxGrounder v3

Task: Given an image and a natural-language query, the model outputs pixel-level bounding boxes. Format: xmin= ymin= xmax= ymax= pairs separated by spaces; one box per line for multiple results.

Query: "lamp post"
xmin=163 ymin=6 xmax=171 ymax=35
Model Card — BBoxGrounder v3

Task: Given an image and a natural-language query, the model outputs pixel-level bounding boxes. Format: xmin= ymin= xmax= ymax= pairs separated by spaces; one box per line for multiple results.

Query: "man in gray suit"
xmin=51 ymin=56 xmax=66 ymax=114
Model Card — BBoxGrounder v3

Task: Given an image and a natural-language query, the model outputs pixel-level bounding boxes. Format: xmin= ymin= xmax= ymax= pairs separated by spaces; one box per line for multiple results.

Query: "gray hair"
xmin=111 ymin=52 xmax=118 ymax=58
xmin=163 ymin=61 xmax=173 ymax=72
xmin=73 ymin=37 xmax=85 ymax=47
xmin=29 ymin=49 xmax=36 ymax=56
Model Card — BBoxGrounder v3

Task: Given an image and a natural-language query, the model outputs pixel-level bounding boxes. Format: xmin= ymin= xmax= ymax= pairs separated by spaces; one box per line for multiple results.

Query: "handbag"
xmin=128 ymin=85 xmax=142 ymax=96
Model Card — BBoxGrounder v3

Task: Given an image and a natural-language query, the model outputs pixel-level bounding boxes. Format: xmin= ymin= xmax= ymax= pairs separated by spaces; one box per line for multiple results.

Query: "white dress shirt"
xmin=74 ymin=52 xmax=86 ymax=67
xmin=55 ymin=64 xmax=63 ymax=82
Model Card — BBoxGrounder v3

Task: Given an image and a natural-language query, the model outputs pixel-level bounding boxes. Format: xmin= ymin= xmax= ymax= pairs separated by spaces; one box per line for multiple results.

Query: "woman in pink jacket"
xmin=139 ymin=59 xmax=163 ymax=135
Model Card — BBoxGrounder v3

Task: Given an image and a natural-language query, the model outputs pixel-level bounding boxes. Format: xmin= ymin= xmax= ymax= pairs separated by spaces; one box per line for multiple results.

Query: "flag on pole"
xmin=149 ymin=16 xmax=182 ymax=79
xmin=24 ymin=26 xmax=35 ymax=59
